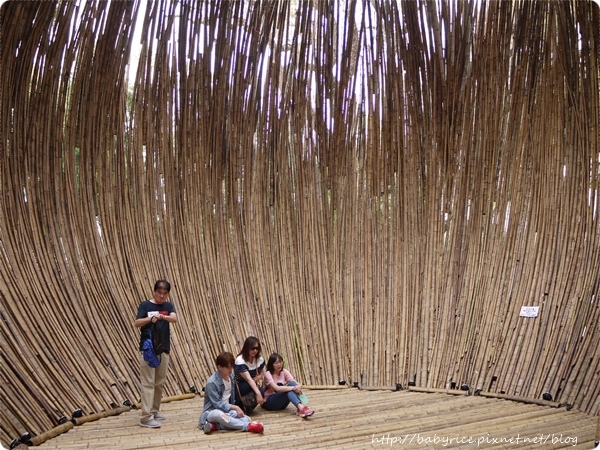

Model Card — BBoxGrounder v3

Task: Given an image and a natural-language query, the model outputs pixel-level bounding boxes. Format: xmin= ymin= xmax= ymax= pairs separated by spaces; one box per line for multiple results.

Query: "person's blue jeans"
xmin=263 ymin=381 xmax=301 ymax=410
xmin=206 ymin=409 xmax=251 ymax=431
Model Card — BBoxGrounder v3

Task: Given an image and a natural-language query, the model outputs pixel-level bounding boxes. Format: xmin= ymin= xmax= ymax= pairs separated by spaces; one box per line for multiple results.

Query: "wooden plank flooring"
xmin=34 ymin=388 xmax=597 ymax=449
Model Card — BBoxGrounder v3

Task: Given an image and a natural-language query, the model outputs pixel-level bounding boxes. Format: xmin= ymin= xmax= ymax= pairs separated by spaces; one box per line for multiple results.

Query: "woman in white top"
xmin=234 ymin=336 xmax=265 ymax=411
xmin=262 ymin=353 xmax=314 ymax=418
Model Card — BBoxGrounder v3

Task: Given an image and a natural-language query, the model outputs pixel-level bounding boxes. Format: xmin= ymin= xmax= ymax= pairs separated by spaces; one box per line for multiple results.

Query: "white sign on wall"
xmin=519 ymin=306 xmax=539 ymax=318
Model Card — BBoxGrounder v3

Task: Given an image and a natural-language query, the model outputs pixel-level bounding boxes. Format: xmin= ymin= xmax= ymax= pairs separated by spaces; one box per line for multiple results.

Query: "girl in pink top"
xmin=262 ymin=353 xmax=314 ymax=418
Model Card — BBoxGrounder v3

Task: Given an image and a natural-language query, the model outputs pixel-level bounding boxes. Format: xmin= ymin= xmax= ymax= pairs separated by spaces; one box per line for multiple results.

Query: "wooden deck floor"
xmin=33 ymin=388 xmax=597 ymax=449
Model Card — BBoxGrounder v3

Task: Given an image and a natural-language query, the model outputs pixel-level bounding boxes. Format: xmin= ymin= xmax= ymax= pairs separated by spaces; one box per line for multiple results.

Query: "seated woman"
xmin=234 ymin=336 xmax=265 ymax=411
xmin=262 ymin=352 xmax=314 ymax=418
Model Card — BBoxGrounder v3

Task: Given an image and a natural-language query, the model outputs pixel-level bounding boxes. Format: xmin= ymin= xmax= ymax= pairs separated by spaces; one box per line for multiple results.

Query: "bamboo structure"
xmin=0 ymin=0 xmax=599 ymax=446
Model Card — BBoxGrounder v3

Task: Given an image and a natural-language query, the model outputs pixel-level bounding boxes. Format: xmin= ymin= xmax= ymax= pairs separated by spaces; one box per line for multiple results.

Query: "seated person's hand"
xmin=256 ymin=392 xmax=264 ymax=405
xmin=231 ymin=405 xmax=245 ymax=417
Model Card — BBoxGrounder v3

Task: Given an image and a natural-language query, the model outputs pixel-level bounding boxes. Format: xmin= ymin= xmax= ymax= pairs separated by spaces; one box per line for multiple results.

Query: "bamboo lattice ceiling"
xmin=0 ymin=0 xmax=599 ymax=445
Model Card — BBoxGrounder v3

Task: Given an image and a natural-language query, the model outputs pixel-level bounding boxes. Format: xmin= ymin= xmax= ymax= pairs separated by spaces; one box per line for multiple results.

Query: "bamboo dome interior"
xmin=0 ymin=0 xmax=599 ymax=446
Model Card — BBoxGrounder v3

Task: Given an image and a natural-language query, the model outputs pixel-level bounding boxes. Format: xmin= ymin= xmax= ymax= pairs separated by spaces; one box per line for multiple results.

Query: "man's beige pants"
xmin=139 ymin=352 xmax=170 ymax=423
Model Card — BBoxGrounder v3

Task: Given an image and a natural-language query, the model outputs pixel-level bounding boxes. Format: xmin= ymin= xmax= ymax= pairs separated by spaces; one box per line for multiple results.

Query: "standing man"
xmin=134 ymin=279 xmax=177 ymax=428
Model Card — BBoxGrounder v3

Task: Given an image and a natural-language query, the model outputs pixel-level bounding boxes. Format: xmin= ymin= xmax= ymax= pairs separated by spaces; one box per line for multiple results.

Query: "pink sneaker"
xmin=297 ymin=406 xmax=314 ymax=418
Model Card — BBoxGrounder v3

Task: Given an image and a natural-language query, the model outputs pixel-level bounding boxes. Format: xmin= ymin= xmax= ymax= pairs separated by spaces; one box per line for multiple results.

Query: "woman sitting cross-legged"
xmin=262 ymin=353 xmax=314 ymax=418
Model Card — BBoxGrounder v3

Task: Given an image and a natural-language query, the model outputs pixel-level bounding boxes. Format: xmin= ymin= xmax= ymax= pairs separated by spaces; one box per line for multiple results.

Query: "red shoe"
xmin=203 ymin=422 xmax=218 ymax=434
xmin=247 ymin=422 xmax=264 ymax=434
xmin=297 ymin=406 xmax=314 ymax=418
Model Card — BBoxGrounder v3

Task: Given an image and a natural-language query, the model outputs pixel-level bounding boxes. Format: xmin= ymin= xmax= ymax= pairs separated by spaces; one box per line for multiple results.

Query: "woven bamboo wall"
xmin=1 ymin=0 xmax=599 ymax=444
